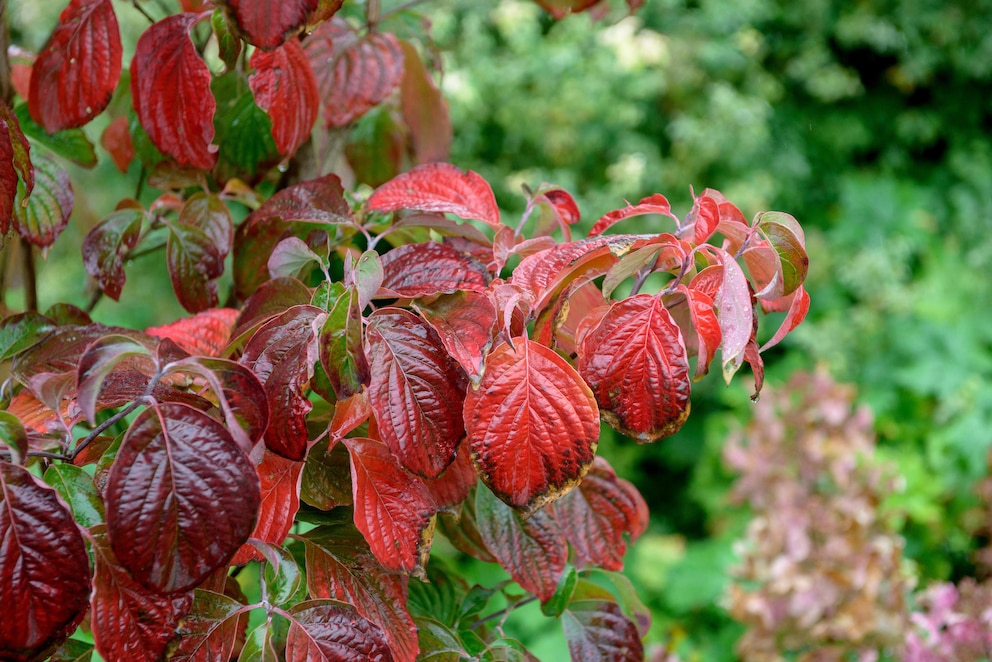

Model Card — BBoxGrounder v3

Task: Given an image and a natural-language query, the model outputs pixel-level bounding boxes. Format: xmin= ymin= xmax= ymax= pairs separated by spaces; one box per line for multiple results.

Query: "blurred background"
xmin=8 ymin=0 xmax=992 ymax=658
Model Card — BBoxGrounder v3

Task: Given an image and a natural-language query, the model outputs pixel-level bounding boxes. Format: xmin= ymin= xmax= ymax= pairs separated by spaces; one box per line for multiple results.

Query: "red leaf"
xmin=415 ymin=291 xmax=496 ymax=384
xmin=589 ymin=194 xmax=679 ymax=237
xmin=8 ymin=46 xmax=34 ymax=101
xmin=344 ymin=437 xmax=436 ymax=575
xmin=166 ymin=220 xmax=224 ymax=313
xmin=578 ymin=294 xmax=691 ymax=442
xmin=305 ymin=19 xmax=404 ymax=127
xmin=366 ymin=309 xmax=466 ymax=479
xmin=399 ymin=39 xmax=451 ymax=164
xmin=464 ymin=337 xmax=599 ymax=514
xmin=760 ymin=284 xmax=810 ymax=352
xmin=0 ymin=463 xmax=91 ymax=660
xmin=146 ymin=307 xmax=239 ymax=357
xmin=82 ymin=208 xmax=143 ymax=301
xmin=180 ymin=191 xmax=233 ymax=258
xmin=105 ymin=402 xmax=261 ymax=593
xmin=250 ymin=39 xmax=319 ymax=156
xmin=28 ymin=0 xmax=122 ymax=131
xmin=232 ymin=450 xmax=304 ymax=565
xmin=423 ymin=441 xmax=477 ymax=512
xmin=240 ymin=305 xmax=322 ymax=460
xmin=90 ymin=526 xmax=193 ymax=662
xmin=379 ymin=241 xmax=490 ymax=297
xmin=695 ymin=249 xmax=754 ymax=382
xmin=131 ymin=13 xmax=217 ymax=170
xmin=562 ymin=599 xmax=644 ymax=661
xmin=675 ymin=284 xmax=721 ymax=379
xmin=554 ymin=457 xmax=648 ymax=571
xmin=690 ymin=192 xmax=719 ymax=245
xmin=368 ymin=163 xmax=500 ymax=227
xmin=303 ymin=523 xmax=419 ymax=662
xmin=474 ymin=485 xmax=567 ymax=603
xmin=533 ymin=0 xmax=600 ymax=19
xmin=220 ymin=0 xmax=318 ymax=50
xmin=285 ymin=600 xmax=393 ymax=662
xmin=0 ymin=101 xmax=33 ymax=234
xmin=15 ymin=150 xmax=73 ymax=247
xmin=233 ymin=276 xmax=313 ymax=340
xmin=171 ymin=589 xmax=248 ymax=661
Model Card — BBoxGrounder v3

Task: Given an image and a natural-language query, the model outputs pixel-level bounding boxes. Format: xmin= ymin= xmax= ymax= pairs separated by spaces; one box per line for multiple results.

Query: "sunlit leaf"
xmin=368 ymin=162 xmax=500 ymax=227
xmin=146 ymin=307 xmax=239 ymax=357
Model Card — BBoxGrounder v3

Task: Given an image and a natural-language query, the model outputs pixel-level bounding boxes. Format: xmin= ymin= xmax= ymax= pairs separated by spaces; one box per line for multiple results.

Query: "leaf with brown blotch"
xmin=344 ymin=437 xmax=436 ymax=576
xmin=250 ymin=39 xmax=319 ymax=156
xmin=367 ymin=162 xmax=500 ymax=227
xmin=0 ymin=463 xmax=91 ymax=660
xmin=578 ymin=293 xmax=691 ymax=442
xmin=131 ymin=13 xmax=216 ymax=170
xmin=464 ymin=337 xmax=599 ymax=514
xmin=366 ymin=308 xmax=466 ymax=479
xmin=105 ymin=402 xmax=261 ymax=593
xmin=554 ymin=457 xmax=648 ymax=571
xmin=29 ymin=0 xmax=122 ymax=132
xmin=474 ymin=485 xmax=567 ymax=604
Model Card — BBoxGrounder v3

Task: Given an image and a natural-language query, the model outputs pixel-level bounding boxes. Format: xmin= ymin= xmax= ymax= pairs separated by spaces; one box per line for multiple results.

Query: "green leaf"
xmin=211 ymin=10 xmax=242 ymax=72
xmin=0 ymin=312 xmax=55 ymax=362
xmin=318 ymin=283 xmax=369 ymax=399
xmin=212 ymin=71 xmax=279 ymax=178
xmin=0 ymin=411 xmax=28 ymax=465
xmin=14 ymin=150 xmax=73 ymax=247
xmin=580 ymin=569 xmax=651 ymax=637
xmin=299 ymin=437 xmax=353 ymax=510
xmin=268 ymin=237 xmax=326 ymax=280
xmin=14 ymin=103 xmax=96 ymax=168
xmin=255 ymin=541 xmax=307 ymax=608
xmin=128 ymin=109 xmax=164 ymax=169
xmin=756 ymin=211 xmax=809 ymax=297
xmin=239 ymin=613 xmax=290 ymax=662
xmin=49 ymin=637 xmax=94 ymax=662
xmin=43 ymin=463 xmax=106 ymax=529
xmin=414 ymin=617 xmax=464 ymax=662
xmin=540 ymin=565 xmax=578 ymax=618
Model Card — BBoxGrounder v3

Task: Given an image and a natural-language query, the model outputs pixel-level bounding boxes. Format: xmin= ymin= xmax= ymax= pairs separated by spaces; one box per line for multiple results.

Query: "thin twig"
xmin=130 ymin=0 xmax=156 ymax=24
xmin=0 ymin=449 xmax=72 ymax=462
xmin=70 ymin=398 xmax=146 ymax=461
xmin=21 ymin=238 xmax=37 ymax=311
xmin=468 ymin=595 xmax=538 ymax=630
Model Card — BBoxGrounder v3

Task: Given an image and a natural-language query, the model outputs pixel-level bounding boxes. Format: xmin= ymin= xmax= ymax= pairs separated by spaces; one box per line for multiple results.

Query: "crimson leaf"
xmin=131 ymin=13 xmax=217 ymax=170
xmin=285 ymin=600 xmax=393 ymax=662
xmin=344 ymin=437 xmax=436 ymax=576
xmin=219 ymin=0 xmax=320 ymax=50
xmin=89 ymin=525 xmax=193 ymax=662
xmin=367 ymin=163 xmax=500 ymax=227
xmin=240 ymin=305 xmax=323 ymax=460
xmin=588 ymin=194 xmax=679 ymax=237
xmin=15 ymin=150 xmax=73 ymax=247
xmin=82 ymin=208 xmax=143 ymax=301
xmin=0 ymin=101 xmax=33 ymax=234
xmin=474 ymin=485 xmax=567 ymax=604
xmin=674 ymin=284 xmax=721 ymax=379
xmin=105 ymin=402 xmax=261 ymax=593
xmin=250 ymin=39 xmax=318 ymax=157
xmin=464 ymin=337 xmax=599 ymax=514
xmin=423 ymin=441 xmax=478 ymax=512
xmin=305 ymin=19 xmax=404 ymax=127
xmin=578 ymin=293 xmax=691 ymax=442
xmin=29 ymin=0 xmax=122 ymax=132
xmin=232 ymin=450 xmax=303 ymax=565
xmin=366 ymin=308 xmax=466 ymax=479
xmin=533 ymin=0 xmax=600 ymax=19
xmin=415 ymin=291 xmax=496 ymax=384
xmin=379 ymin=241 xmax=490 ymax=297
xmin=0 ymin=462 xmax=91 ymax=660
xmin=760 ymin=285 xmax=810 ymax=352
xmin=695 ymin=250 xmax=754 ymax=382
xmin=146 ymin=307 xmax=239 ymax=357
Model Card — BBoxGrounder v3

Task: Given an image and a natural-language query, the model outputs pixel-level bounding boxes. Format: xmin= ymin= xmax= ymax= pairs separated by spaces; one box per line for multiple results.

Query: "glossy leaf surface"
xmin=366 ymin=308 xmax=466 ymax=478
xmin=464 ymin=337 xmax=599 ymax=513
xmin=166 ymin=220 xmax=224 ymax=313
xmin=29 ymin=0 xmax=122 ymax=132
xmin=82 ymin=208 xmax=143 ymax=301
xmin=250 ymin=39 xmax=319 ymax=156
xmin=105 ymin=402 xmax=261 ymax=592
xmin=379 ymin=241 xmax=489 ymax=297
xmin=232 ymin=450 xmax=303 ymax=564
xmin=15 ymin=151 xmax=73 ymax=247
xmin=171 ymin=589 xmax=247 ymax=661
xmin=0 ymin=101 xmax=33 ymax=233
xmin=285 ymin=600 xmax=393 ymax=662
xmin=415 ymin=291 xmax=496 ymax=384
xmin=131 ymin=13 xmax=217 ymax=170
xmin=368 ymin=163 xmax=500 ymax=227
xmin=0 ymin=463 xmax=91 ymax=659
xmin=423 ymin=442 xmax=478 ymax=512
xmin=578 ymin=294 xmax=691 ymax=442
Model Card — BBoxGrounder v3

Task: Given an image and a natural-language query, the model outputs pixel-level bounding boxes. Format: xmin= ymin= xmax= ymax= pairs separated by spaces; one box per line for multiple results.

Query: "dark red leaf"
xmin=0 ymin=463 xmax=91 ymax=660
xmin=101 ymin=115 xmax=133 ymax=172
xmin=76 ymin=333 xmax=155 ymax=423
xmin=317 ymin=284 xmax=369 ymax=400
xmin=464 ymin=338 xmax=599 ymax=514
xmin=89 ymin=525 xmax=193 ymax=662
xmin=166 ymin=220 xmax=224 ymax=313
xmin=415 ymin=291 xmax=496 ymax=384
xmin=171 ymin=589 xmax=248 ymax=661
xmin=180 ymin=191 xmax=233 ymax=258
xmin=105 ymin=402 xmax=261 ymax=593
xmin=554 ymin=457 xmax=648 ymax=571
xmin=305 ymin=19 xmax=404 ymax=127
xmin=301 ymin=437 xmax=352 ymax=510
xmin=399 ymin=39 xmax=451 ymax=164
xmin=131 ymin=13 xmax=217 ymax=170
xmin=760 ymin=284 xmax=810 ymax=352
xmin=474 ymin=485 xmax=567 ymax=603
xmin=303 ymin=522 xmax=419 ymax=662
xmin=15 ymin=150 xmax=73 ymax=247
xmin=366 ymin=308 xmax=466 ymax=479
xmin=233 ymin=174 xmax=352 ymax=298
xmin=423 ymin=441 xmax=477 ymax=512
xmin=82 ymin=208 xmax=143 ymax=301
xmin=250 ymin=39 xmax=319 ymax=156
xmin=578 ymin=294 xmax=691 ymax=442
xmin=0 ymin=101 xmax=33 ymax=234
xmin=220 ymin=0 xmax=318 ymax=50
xmin=367 ymin=162 xmax=500 ymax=227
xmin=344 ymin=437 xmax=435 ymax=575
xmin=232 ymin=276 xmax=313 ymax=342
xmin=146 ymin=307 xmax=239 ymax=357
xmin=28 ymin=0 xmax=122 ymax=131
xmin=285 ymin=600 xmax=393 ymax=662
xmin=562 ymin=599 xmax=644 ymax=661
xmin=589 ymin=194 xmax=679 ymax=237
xmin=240 ymin=305 xmax=322 ymax=460
xmin=232 ymin=450 xmax=303 ymax=564
xmin=675 ymin=284 xmax=721 ymax=379
xmin=379 ymin=241 xmax=490 ymax=297
xmin=533 ymin=0 xmax=600 ymax=19
xmin=12 ymin=323 xmax=112 ymax=382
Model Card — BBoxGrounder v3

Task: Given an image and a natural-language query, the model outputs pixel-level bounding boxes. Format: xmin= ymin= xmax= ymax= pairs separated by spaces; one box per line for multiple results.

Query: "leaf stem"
xmin=366 ymin=0 xmax=381 ymax=29
xmin=70 ymin=368 xmax=162 ymax=462
xmin=21 ymin=239 xmax=37 ymax=311
xmin=468 ymin=595 xmax=538 ymax=630
xmin=629 ymin=263 xmax=652 ymax=297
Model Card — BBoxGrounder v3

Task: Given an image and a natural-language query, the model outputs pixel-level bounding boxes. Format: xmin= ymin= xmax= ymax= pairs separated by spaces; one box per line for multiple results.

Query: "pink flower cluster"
xmin=904 ymin=579 xmax=992 ymax=660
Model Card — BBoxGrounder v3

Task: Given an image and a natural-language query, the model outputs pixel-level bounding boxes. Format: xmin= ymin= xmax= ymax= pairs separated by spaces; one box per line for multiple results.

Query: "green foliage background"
xmin=8 ymin=0 xmax=992 ymax=658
